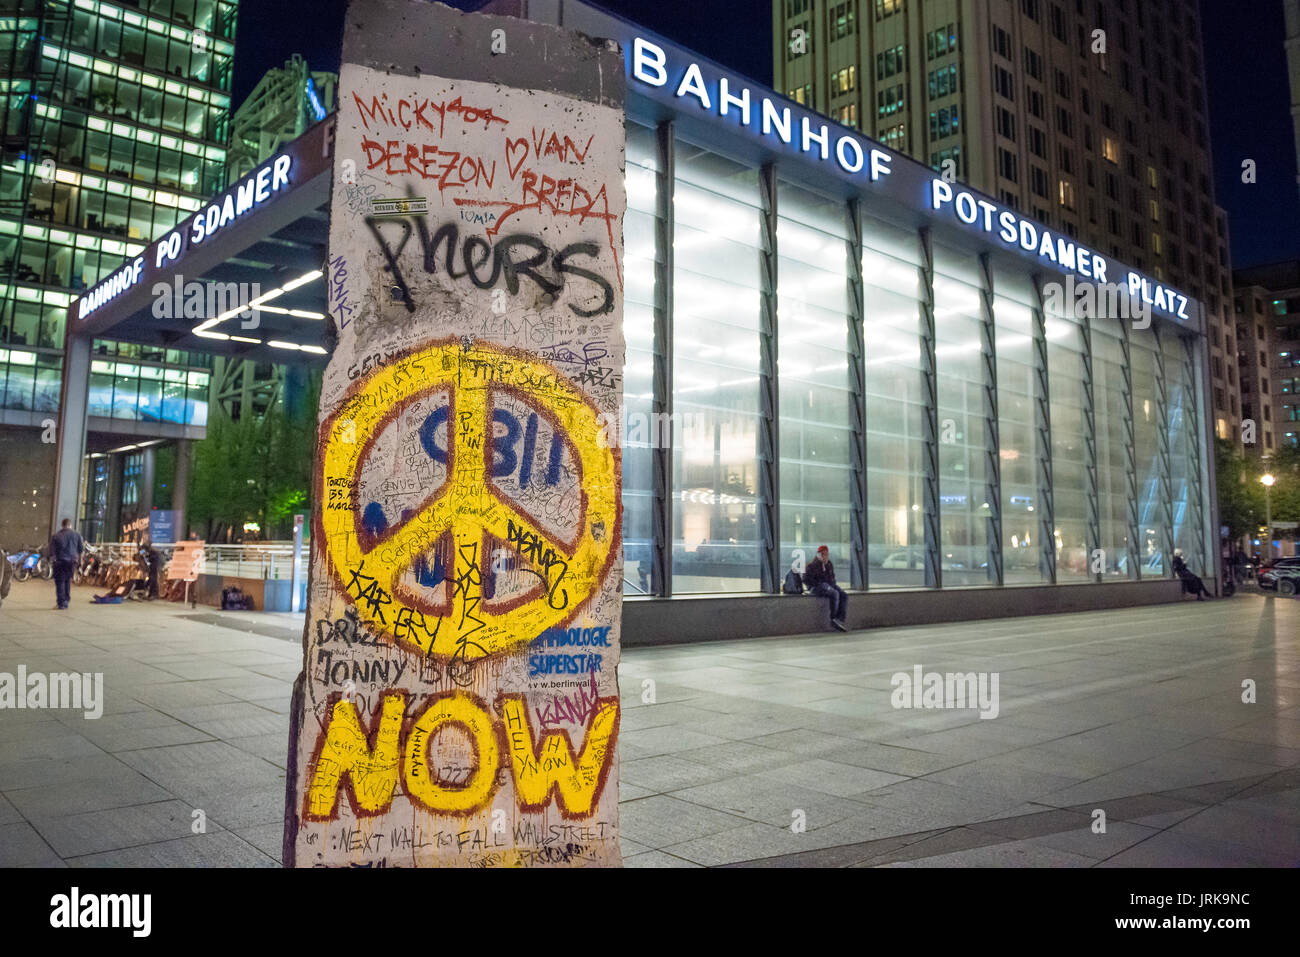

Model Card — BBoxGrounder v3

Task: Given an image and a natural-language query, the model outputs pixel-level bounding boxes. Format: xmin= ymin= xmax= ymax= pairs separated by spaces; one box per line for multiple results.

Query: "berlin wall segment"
xmin=284 ymin=0 xmax=627 ymax=868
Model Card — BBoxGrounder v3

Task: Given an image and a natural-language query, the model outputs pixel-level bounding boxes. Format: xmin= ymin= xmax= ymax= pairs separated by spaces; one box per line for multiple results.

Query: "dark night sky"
xmin=233 ymin=0 xmax=1298 ymax=270
xmin=1199 ymin=0 xmax=1300 ymax=268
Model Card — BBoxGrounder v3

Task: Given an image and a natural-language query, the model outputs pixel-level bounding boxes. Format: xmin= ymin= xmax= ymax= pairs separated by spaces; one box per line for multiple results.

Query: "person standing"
xmin=804 ymin=545 xmax=848 ymax=631
xmin=49 ymin=518 xmax=84 ymax=610
xmin=1232 ymin=549 xmax=1249 ymax=584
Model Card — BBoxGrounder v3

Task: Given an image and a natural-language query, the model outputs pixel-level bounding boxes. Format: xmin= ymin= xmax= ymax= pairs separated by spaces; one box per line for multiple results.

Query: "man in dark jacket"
xmin=49 ymin=518 xmax=84 ymax=610
xmin=1171 ymin=549 xmax=1210 ymax=600
xmin=804 ymin=545 xmax=848 ymax=631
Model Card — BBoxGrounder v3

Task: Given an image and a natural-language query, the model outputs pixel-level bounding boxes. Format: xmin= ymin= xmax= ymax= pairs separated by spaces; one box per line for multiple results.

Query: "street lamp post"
xmin=1261 ymin=473 xmax=1276 ymax=562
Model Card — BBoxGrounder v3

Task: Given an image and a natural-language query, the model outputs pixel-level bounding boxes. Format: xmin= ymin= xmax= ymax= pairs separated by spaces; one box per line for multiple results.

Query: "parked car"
xmin=1259 ymin=556 xmax=1300 ymax=593
xmin=878 ymin=548 xmax=984 ymax=571
xmin=1273 ymin=567 xmax=1300 ymax=597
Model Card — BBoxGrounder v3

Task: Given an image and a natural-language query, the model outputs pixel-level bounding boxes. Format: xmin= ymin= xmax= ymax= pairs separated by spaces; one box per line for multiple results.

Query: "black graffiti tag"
xmin=365 ymin=218 xmax=614 ymax=317
xmin=505 ymin=519 xmax=570 ymax=610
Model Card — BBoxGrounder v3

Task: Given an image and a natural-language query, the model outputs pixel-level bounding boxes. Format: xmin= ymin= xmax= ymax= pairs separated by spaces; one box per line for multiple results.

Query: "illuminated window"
xmin=881 ymin=122 xmax=907 ymax=150
xmin=926 ymin=23 xmax=959 ymax=60
xmin=928 ymin=63 xmax=959 ymax=98
xmin=876 ymin=44 xmax=905 ymax=79
xmin=928 ymin=104 xmax=960 ymax=140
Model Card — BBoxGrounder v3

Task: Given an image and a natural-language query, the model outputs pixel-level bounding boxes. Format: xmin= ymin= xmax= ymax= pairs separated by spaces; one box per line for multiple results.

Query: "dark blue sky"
xmin=1200 ymin=0 xmax=1300 ymax=267
xmin=233 ymin=0 xmax=1297 ymax=269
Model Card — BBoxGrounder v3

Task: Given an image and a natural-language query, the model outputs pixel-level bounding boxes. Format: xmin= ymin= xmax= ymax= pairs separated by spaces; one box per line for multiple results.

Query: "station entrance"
xmin=49 ymin=119 xmax=336 ymax=609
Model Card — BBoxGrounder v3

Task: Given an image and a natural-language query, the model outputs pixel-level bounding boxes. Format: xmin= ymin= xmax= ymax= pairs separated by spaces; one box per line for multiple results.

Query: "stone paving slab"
xmin=0 ymin=581 xmax=1296 ymax=867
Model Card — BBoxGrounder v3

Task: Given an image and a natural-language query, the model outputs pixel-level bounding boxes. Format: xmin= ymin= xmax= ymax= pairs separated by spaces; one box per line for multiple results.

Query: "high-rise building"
xmin=210 ymin=54 xmax=335 ymax=424
xmin=0 ymin=0 xmax=239 ymax=544
xmin=773 ymin=0 xmax=1239 ymax=444
xmin=1233 ymin=262 xmax=1300 ymax=455
xmin=227 ymin=53 xmax=335 ymax=182
xmin=1285 ymin=0 xmax=1300 ymax=203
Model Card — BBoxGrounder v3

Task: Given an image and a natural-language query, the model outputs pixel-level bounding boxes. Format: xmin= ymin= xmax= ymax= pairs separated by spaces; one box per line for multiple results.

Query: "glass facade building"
xmin=617 ymin=110 xmax=1211 ymax=598
xmin=58 ymin=0 xmax=1217 ymax=623
xmin=518 ymin=2 xmax=1219 ymax=608
xmin=0 ymin=0 xmax=233 ymax=544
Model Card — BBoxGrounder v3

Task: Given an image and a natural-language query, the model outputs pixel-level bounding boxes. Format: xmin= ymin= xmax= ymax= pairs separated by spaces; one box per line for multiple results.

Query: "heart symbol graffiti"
xmin=505 ymin=138 xmax=529 ymax=179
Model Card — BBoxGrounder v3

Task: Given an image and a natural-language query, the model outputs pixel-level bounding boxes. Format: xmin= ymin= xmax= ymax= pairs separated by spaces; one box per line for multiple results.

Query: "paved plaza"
xmin=0 ymin=582 xmax=1296 ymax=867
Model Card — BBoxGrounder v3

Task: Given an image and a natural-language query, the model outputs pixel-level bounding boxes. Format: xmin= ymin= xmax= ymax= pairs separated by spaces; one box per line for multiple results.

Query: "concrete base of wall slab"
xmin=622 ymin=579 xmax=1200 ymax=647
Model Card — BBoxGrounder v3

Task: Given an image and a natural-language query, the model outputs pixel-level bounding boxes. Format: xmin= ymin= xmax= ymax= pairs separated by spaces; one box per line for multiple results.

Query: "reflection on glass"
xmin=621 ymin=122 xmax=658 ymax=595
xmin=1131 ymin=328 xmax=1165 ymax=576
xmin=671 ymin=141 xmax=761 ymax=593
xmin=933 ymin=244 xmax=990 ymax=586
xmin=1043 ymin=287 xmax=1090 ymax=580
xmin=1094 ymin=321 xmax=1132 ymax=577
xmin=778 ymin=182 xmax=853 ymax=582
xmin=1164 ymin=331 xmax=1200 ymax=567
xmin=863 ymin=217 xmax=925 ymax=587
xmin=995 ymin=272 xmax=1044 ymax=583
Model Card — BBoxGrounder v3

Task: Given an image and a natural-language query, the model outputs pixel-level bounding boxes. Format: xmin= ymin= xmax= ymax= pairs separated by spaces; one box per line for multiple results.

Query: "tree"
xmin=185 ymin=371 xmax=319 ymax=541
xmin=1259 ymin=444 xmax=1300 ymax=549
xmin=1215 ymin=439 xmax=1261 ymax=541
xmin=1217 ymin=440 xmax=1300 ymax=551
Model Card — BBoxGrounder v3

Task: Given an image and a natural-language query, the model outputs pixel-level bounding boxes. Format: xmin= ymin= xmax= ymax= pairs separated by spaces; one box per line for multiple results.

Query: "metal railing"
xmin=92 ymin=541 xmax=304 ymax=580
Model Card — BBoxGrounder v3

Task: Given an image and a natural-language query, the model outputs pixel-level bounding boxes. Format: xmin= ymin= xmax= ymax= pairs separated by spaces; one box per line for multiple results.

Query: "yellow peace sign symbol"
xmin=318 ymin=338 xmax=620 ymax=662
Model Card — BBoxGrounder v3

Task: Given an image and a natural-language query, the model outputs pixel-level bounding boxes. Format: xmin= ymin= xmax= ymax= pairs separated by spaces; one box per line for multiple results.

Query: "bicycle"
xmin=10 ymin=546 xmax=43 ymax=583
xmin=73 ymin=546 xmax=100 ymax=586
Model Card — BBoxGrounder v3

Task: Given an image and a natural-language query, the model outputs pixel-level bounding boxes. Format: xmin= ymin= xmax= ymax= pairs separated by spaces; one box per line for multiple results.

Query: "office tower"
xmin=227 ymin=53 xmax=334 ymax=182
xmin=209 ymin=54 xmax=335 ymax=424
xmin=1234 ymin=262 xmax=1300 ymax=455
xmin=1286 ymin=0 xmax=1300 ymax=204
xmin=0 ymin=0 xmax=239 ymax=543
xmin=774 ymin=0 xmax=1239 ymax=444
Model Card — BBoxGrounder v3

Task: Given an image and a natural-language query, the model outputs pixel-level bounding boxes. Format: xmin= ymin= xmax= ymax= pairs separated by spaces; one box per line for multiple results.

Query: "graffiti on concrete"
xmin=285 ymin=1 xmax=625 ymax=868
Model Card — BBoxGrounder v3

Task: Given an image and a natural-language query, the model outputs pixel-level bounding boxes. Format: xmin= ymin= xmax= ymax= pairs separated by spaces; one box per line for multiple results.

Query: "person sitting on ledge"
xmin=1171 ymin=549 xmax=1211 ymax=601
xmin=804 ymin=545 xmax=848 ymax=632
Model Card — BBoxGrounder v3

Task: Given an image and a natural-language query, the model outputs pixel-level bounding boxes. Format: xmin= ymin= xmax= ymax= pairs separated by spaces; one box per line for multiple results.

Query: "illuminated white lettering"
xmin=931 ymin=179 xmax=953 ymax=210
xmin=762 ymin=98 xmax=792 ymax=143
xmin=236 ymin=180 xmax=257 ymax=215
xmin=675 ymin=63 xmax=711 ymax=109
xmin=835 ymin=135 xmax=864 ymax=173
xmin=801 ymin=116 xmax=829 ymax=159
xmin=1039 ymin=229 xmax=1057 ymax=261
xmin=218 ymin=193 xmax=236 ymax=229
xmin=1056 ymin=239 xmax=1077 ymax=271
xmin=998 ymin=210 xmax=1017 ymax=243
xmin=719 ymin=77 xmax=750 ymax=125
xmin=1018 ymin=220 xmax=1037 ymax=252
xmin=870 ymin=150 xmax=891 ymax=181
xmin=955 ymin=192 xmax=978 ymax=224
xmin=273 ymin=155 xmax=291 ymax=191
xmin=632 ymin=37 xmax=668 ymax=87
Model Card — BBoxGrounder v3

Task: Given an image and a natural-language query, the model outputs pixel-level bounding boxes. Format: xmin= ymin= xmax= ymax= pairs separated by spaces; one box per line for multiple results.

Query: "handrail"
xmin=89 ymin=541 xmax=306 ymax=580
